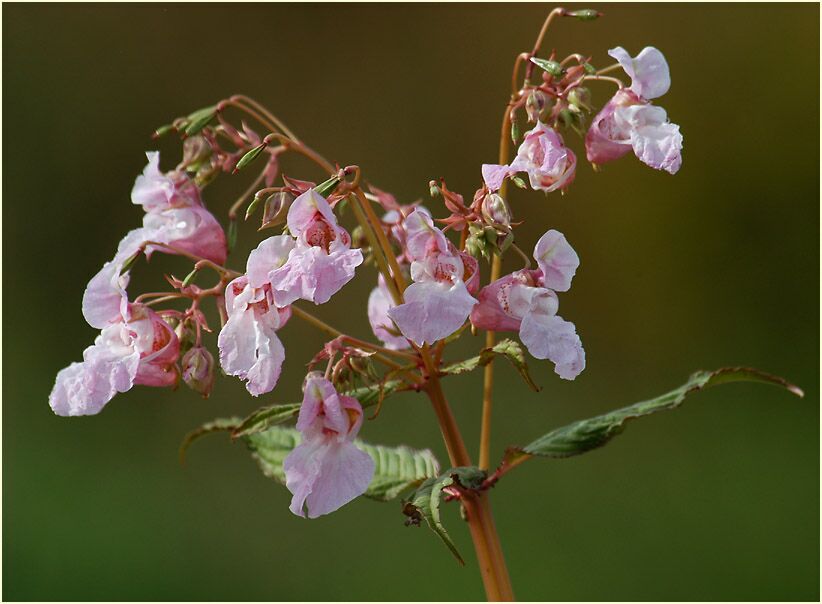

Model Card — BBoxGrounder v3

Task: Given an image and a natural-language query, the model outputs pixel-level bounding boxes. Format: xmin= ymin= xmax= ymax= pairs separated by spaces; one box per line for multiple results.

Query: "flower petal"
xmin=533 ymin=230 xmax=579 ymax=292
xmin=608 ymin=46 xmax=670 ymax=100
xmin=387 ymin=280 xmax=477 ymax=346
xmin=519 ymin=312 xmax=585 ymax=380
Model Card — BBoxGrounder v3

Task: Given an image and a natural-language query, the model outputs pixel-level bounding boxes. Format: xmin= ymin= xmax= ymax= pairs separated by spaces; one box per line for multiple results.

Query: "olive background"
xmin=3 ymin=3 xmax=819 ymax=601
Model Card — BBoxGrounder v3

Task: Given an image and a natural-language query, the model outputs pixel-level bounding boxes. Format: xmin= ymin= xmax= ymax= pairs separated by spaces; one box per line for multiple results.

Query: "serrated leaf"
xmin=179 ymin=417 xmax=241 ymax=464
xmin=507 ymin=367 xmax=803 ymax=463
xmin=401 ymin=466 xmax=487 ymax=565
xmin=244 ymin=426 xmax=440 ymax=501
xmin=441 ymin=338 xmax=539 ymax=392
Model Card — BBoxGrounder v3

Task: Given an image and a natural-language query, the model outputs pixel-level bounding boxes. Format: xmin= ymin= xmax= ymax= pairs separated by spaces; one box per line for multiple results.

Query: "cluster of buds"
xmin=49 ymin=11 xmax=683 ymax=522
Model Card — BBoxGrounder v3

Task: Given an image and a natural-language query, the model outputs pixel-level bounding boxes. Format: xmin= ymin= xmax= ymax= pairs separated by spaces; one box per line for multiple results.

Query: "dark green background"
xmin=4 ymin=3 xmax=819 ymax=601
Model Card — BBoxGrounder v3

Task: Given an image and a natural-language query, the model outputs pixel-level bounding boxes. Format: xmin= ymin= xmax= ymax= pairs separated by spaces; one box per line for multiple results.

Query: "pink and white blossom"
xmin=509 ymin=122 xmax=577 ymax=193
xmin=218 ymin=276 xmax=290 ymax=396
xmin=49 ymin=304 xmax=180 ymax=416
xmin=267 ymin=189 xmax=363 ymax=306
xmin=470 ymin=231 xmax=585 ymax=380
xmin=387 ymin=210 xmax=478 ymax=345
xmin=585 ymin=48 xmax=683 ymax=174
xmin=284 ymin=374 xmax=375 ymax=518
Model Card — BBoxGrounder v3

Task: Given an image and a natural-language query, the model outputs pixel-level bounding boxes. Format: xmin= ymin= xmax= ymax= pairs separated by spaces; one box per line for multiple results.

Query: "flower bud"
xmin=567 ymin=87 xmax=592 ymax=113
xmin=314 ymin=175 xmax=341 ymax=198
xmin=174 ymin=321 xmax=197 ymax=355
xmin=525 ymin=89 xmax=551 ymax=123
xmin=259 ymin=191 xmax=293 ymax=231
xmin=567 ymin=9 xmax=602 ymax=20
xmin=182 ymin=135 xmax=212 ymax=172
xmin=182 ymin=346 xmax=215 ymax=398
xmin=184 ymin=106 xmax=217 ymax=137
xmin=530 ymin=57 xmax=564 ymax=78
xmin=429 ymin=180 xmax=441 ymax=198
xmin=351 ymin=225 xmax=369 ymax=250
xmin=233 ymin=143 xmax=267 ymax=173
xmin=511 ymin=119 xmax=520 ymax=143
xmin=481 ymin=193 xmax=512 ymax=229
xmin=152 ymin=124 xmax=175 ymax=139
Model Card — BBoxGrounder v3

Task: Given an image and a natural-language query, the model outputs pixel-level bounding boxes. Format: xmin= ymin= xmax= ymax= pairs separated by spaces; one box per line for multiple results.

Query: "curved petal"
xmin=387 ymin=280 xmax=477 ymax=346
xmin=246 ymin=235 xmax=296 ymax=288
xmin=82 ymin=261 xmax=130 ymax=329
xmin=481 ymin=164 xmax=513 ymax=192
xmin=631 ymin=121 xmax=683 ymax=175
xmin=533 ymin=230 xmax=579 ymax=292
xmin=143 ymin=206 xmax=227 ymax=265
xmin=287 ymin=189 xmax=338 ymax=238
xmin=608 ymin=46 xmax=670 ymax=100
xmin=519 ymin=312 xmax=585 ymax=380
xmin=268 ymin=246 xmax=363 ymax=306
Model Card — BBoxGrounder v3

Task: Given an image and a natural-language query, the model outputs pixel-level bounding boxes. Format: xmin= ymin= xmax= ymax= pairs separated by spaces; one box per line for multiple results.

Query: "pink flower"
xmin=470 ymin=230 xmax=584 ymax=380
xmin=481 ymin=164 xmax=515 ymax=192
xmin=608 ymin=46 xmax=670 ymax=101
xmin=284 ymin=374 xmax=375 ymax=518
xmin=132 ymin=151 xmax=202 ymax=211
xmin=387 ymin=210 xmax=478 ymax=346
xmin=267 ymin=189 xmax=363 ymax=306
xmin=509 ymin=122 xmax=577 ymax=193
xmin=49 ymin=304 xmax=180 ymax=416
xmin=218 ymin=276 xmax=290 ymax=396
xmin=367 ymin=274 xmax=410 ymax=351
xmin=143 ymin=205 xmax=227 ymax=265
xmin=585 ymin=48 xmax=683 ymax=174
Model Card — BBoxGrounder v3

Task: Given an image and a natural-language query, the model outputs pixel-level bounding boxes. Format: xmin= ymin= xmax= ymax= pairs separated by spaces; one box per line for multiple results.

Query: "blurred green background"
xmin=3 ymin=3 xmax=819 ymax=601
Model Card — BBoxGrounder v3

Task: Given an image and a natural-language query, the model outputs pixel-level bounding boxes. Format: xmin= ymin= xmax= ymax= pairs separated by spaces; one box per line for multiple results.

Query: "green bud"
xmin=568 ymin=87 xmax=593 ymax=113
xmin=182 ymin=135 xmax=212 ymax=172
xmin=153 ymin=124 xmax=175 ymax=139
xmin=567 ymin=9 xmax=601 ymax=20
xmin=245 ymin=194 xmax=263 ymax=221
xmin=498 ymin=231 xmax=514 ymax=254
xmin=118 ymin=248 xmax=142 ymax=276
xmin=181 ymin=267 xmax=199 ymax=288
xmin=314 ymin=174 xmax=341 ymax=198
xmin=174 ymin=321 xmax=197 ymax=356
xmin=511 ymin=175 xmax=528 ymax=189
xmin=351 ymin=225 xmax=369 ymax=250
xmin=234 ymin=143 xmax=267 ymax=173
xmin=429 ymin=180 xmax=440 ymax=198
xmin=511 ymin=119 xmax=520 ymax=143
xmin=184 ymin=109 xmax=216 ymax=137
xmin=259 ymin=191 xmax=293 ymax=231
xmin=530 ymin=57 xmax=564 ymax=78
xmin=583 ymin=62 xmax=597 ymax=75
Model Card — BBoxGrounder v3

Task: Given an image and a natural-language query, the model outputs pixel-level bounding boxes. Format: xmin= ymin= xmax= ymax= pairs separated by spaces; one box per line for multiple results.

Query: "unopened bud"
xmin=234 ymin=143 xmax=267 ymax=173
xmin=530 ymin=57 xmax=564 ymax=78
xmin=153 ymin=124 xmax=175 ymax=139
xmin=184 ymin=106 xmax=217 ymax=137
xmin=481 ymin=193 xmax=512 ymax=228
xmin=182 ymin=135 xmax=212 ymax=172
xmin=583 ymin=62 xmax=597 ymax=75
xmin=525 ymin=89 xmax=551 ymax=123
xmin=181 ymin=267 xmax=199 ymax=288
xmin=259 ymin=191 xmax=293 ymax=231
xmin=511 ymin=119 xmax=520 ymax=143
xmin=351 ymin=225 xmax=369 ymax=250
xmin=567 ymin=87 xmax=592 ymax=113
xmin=175 ymin=322 xmax=197 ymax=355
xmin=567 ymin=9 xmax=602 ymax=20
xmin=182 ymin=346 xmax=215 ymax=398
xmin=511 ymin=175 xmax=528 ymax=189
xmin=314 ymin=175 xmax=341 ymax=198
xmin=429 ymin=180 xmax=441 ymax=198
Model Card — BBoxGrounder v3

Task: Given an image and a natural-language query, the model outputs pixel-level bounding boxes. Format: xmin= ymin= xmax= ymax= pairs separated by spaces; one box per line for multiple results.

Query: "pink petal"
xmin=481 ymin=164 xmax=512 ymax=192
xmin=287 ymin=189 xmax=338 ymax=238
xmin=533 ymin=230 xmax=579 ymax=292
xmin=284 ymin=439 xmax=375 ymax=519
xmin=268 ymin=245 xmax=363 ymax=306
xmin=367 ymin=277 xmax=410 ymax=351
xmin=519 ymin=313 xmax=585 ymax=380
xmin=246 ymin=235 xmax=296 ymax=289
xmin=387 ymin=280 xmax=477 ymax=346
xmin=608 ymin=46 xmax=671 ymax=100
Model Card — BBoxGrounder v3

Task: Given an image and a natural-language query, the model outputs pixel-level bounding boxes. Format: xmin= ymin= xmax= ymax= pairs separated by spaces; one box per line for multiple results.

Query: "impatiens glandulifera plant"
xmin=49 ymin=7 xmax=803 ymax=601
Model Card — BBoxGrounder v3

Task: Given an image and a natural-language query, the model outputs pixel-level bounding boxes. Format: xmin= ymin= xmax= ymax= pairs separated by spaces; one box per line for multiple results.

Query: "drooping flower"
xmin=585 ymin=47 xmax=683 ymax=174
xmin=387 ymin=210 xmax=478 ymax=346
xmin=49 ymin=304 xmax=180 ymax=416
xmin=470 ymin=230 xmax=585 ymax=380
xmin=284 ymin=374 xmax=375 ymax=519
xmin=218 ymin=276 xmax=290 ymax=396
xmin=266 ymin=189 xmax=363 ymax=307
xmin=367 ymin=274 xmax=410 ymax=350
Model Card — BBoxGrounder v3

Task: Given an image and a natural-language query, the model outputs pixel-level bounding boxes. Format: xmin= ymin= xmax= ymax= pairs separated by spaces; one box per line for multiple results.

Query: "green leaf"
xmin=244 ymin=426 xmax=441 ymax=501
xmin=231 ymin=403 xmax=302 ymax=438
xmin=508 ymin=367 xmax=803 ymax=462
xmin=441 ymin=338 xmax=539 ymax=392
xmin=179 ymin=417 xmax=241 ymax=464
xmin=530 ymin=57 xmax=565 ymax=77
xmin=402 ymin=466 xmax=487 ymax=565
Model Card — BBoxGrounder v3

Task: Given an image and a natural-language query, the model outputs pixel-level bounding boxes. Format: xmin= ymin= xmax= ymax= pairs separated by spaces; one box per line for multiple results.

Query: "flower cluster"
xmin=48 ymin=32 xmax=682 ymax=523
